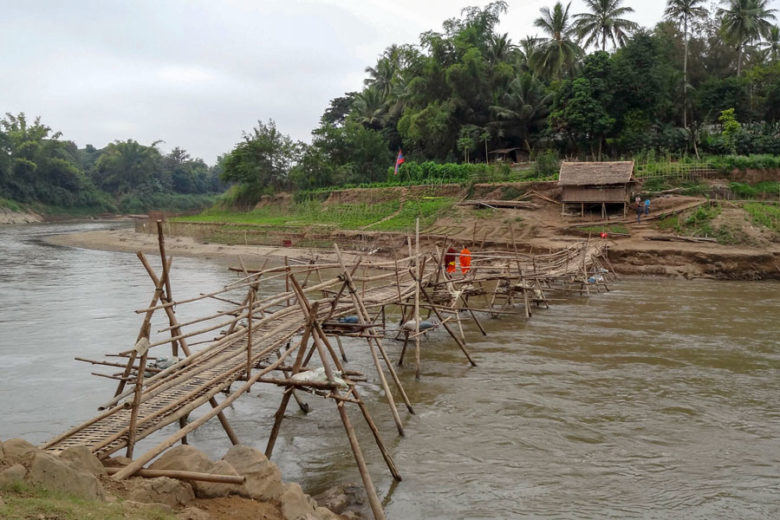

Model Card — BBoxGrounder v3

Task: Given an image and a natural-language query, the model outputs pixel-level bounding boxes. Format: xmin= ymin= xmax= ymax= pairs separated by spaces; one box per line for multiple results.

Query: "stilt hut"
xmin=558 ymin=161 xmax=637 ymax=218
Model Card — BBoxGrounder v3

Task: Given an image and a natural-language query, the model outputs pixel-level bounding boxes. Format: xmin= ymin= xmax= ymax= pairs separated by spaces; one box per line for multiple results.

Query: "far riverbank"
xmin=45 ymin=223 xmax=780 ymax=280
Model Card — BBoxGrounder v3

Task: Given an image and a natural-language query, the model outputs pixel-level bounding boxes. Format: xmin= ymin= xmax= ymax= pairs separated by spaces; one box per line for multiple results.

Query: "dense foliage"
xmin=0 ymin=113 xmax=224 ymax=213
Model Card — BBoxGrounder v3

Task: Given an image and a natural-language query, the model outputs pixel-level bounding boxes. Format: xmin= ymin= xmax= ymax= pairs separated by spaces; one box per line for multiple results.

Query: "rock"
xmin=149 ymin=445 xmax=217 ymax=498
xmin=25 ymin=451 xmax=103 ymax=500
xmin=279 ymin=482 xmax=317 ymax=520
xmin=314 ymin=506 xmax=343 ymax=520
xmin=221 ymin=445 xmax=285 ymax=501
xmin=0 ymin=464 xmax=27 ymax=487
xmin=126 ymin=476 xmax=195 ymax=508
xmin=149 ymin=445 xmax=214 ymax=474
xmin=313 ymin=486 xmax=350 ymax=514
xmin=2 ymin=438 xmax=36 ymax=463
xmin=177 ymin=506 xmax=212 ymax=520
xmin=194 ymin=459 xmax=242 ymax=499
xmin=102 ymin=455 xmax=132 ymax=468
xmin=58 ymin=446 xmax=106 ymax=476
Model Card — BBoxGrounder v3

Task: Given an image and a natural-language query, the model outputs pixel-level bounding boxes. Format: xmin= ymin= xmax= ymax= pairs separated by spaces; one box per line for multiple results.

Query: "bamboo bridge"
xmin=42 ymin=222 xmax=616 ymax=520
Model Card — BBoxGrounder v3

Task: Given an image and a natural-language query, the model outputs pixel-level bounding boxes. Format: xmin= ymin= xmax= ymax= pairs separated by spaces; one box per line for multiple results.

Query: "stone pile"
xmin=0 ymin=437 xmax=343 ymax=520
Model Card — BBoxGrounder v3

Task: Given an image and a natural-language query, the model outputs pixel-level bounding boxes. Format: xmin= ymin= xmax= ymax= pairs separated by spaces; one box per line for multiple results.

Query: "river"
xmin=1 ymin=222 xmax=778 ymax=519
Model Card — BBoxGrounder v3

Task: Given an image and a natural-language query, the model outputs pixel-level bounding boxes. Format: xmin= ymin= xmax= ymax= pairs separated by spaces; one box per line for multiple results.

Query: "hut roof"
xmin=558 ymin=161 xmax=635 ymax=186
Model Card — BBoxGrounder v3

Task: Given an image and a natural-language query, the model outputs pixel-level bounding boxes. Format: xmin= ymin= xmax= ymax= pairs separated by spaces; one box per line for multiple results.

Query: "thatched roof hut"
xmin=558 ymin=161 xmax=637 ymax=217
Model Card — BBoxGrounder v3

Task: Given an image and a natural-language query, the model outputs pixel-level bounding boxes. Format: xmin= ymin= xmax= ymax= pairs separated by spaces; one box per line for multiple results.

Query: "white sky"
xmin=1 ymin=0 xmax=775 ymax=164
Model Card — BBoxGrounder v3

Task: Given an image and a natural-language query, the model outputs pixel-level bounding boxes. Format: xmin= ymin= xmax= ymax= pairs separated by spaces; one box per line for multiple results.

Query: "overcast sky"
xmin=2 ymin=0 xmax=774 ymax=165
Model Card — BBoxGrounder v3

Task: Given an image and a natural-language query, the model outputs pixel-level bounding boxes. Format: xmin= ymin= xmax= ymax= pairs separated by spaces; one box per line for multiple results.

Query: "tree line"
xmin=223 ymin=0 xmax=780 ymax=202
xmin=0 ymin=113 xmax=224 ymax=212
xmin=5 ymin=0 xmax=779 ymax=211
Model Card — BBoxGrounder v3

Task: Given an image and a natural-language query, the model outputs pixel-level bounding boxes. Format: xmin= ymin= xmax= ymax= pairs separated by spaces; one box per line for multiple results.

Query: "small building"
xmin=488 ymin=147 xmax=529 ymax=164
xmin=558 ymin=161 xmax=637 ymax=218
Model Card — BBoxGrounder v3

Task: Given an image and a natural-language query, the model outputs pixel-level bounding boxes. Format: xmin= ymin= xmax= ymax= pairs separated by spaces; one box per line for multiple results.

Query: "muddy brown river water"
xmin=1 ymin=222 xmax=778 ymax=519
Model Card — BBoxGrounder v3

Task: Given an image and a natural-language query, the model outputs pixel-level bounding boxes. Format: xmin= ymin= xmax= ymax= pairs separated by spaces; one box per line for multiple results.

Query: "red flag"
xmin=393 ymin=149 xmax=405 ymax=176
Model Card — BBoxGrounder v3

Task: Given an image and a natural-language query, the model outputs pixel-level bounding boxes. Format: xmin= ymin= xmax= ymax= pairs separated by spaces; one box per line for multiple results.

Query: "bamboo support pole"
xmin=105 ymin=467 xmax=246 ymax=484
xmin=113 ymin=254 xmax=171 ymax=398
xmin=156 ymin=221 xmax=179 ymax=358
xmin=414 ymin=219 xmax=422 ymax=380
xmin=334 ymin=244 xmax=414 ymax=422
xmin=265 ymin=310 xmax=315 ymax=459
xmin=125 ymin=347 xmax=148 ymax=458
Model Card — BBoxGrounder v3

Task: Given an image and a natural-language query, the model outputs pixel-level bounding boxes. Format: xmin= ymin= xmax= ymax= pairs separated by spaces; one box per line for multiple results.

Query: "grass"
xmin=0 ymin=197 xmax=24 ymax=212
xmin=0 ymin=482 xmax=175 ymax=520
xmin=176 ymin=197 xmax=456 ymax=233
xmin=743 ymin=202 xmax=780 ymax=232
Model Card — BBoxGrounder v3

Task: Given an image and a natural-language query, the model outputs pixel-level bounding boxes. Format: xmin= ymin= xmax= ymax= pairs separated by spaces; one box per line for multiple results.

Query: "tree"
xmin=94 ymin=139 xmax=163 ymax=195
xmin=574 ymin=0 xmax=639 ymax=51
xmin=664 ymin=0 xmax=709 ymax=128
xmin=531 ymin=2 xmax=583 ymax=80
xmin=489 ymin=74 xmax=552 ymax=153
xmin=718 ymin=0 xmax=777 ymax=76
xmin=550 ymin=52 xmax=614 ymax=158
xmin=221 ymin=120 xmax=301 ymax=203
xmin=759 ymin=25 xmax=780 ymax=62
xmin=718 ymin=107 xmax=741 ymax=153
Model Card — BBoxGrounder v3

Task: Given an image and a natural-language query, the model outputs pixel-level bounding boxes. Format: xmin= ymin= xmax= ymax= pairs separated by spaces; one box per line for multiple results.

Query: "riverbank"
xmin=44 ymin=225 xmax=367 ymax=269
xmin=0 ymin=208 xmax=43 ymax=224
xmin=46 ymin=220 xmax=780 ymax=280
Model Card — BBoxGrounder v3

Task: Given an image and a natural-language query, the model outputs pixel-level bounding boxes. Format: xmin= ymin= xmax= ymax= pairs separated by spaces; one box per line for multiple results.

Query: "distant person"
xmin=644 ymin=198 xmax=650 ymax=215
xmin=636 ymin=201 xmax=642 ymax=223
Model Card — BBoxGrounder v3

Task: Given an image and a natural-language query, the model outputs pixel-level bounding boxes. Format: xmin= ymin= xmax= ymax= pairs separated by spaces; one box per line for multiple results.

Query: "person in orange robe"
xmin=444 ymin=247 xmax=457 ymax=273
xmin=459 ymin=246 xmax=471 ymax=273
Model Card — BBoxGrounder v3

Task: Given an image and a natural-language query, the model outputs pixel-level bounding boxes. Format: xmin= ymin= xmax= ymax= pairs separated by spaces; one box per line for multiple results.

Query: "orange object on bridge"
xmin=459 ymin=247 xmax=471 ymax=273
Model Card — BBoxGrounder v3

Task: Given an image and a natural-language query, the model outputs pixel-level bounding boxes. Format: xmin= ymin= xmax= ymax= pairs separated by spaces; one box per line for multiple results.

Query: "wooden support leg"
xmin=179 ymin=416 xmax=189 ymax=445
xmin=335 ymin=400 xmax=386 ymax=520
xmin=398 ymin=332 xmax=410 ymax=366
xmin=334 ymin=335 xmax=348 ymax=362
xmin=209 ymin=397 xmax=240 ymax=445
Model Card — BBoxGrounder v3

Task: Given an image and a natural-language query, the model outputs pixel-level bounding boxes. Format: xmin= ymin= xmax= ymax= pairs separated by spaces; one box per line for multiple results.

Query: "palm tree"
xmin=718 ymin=0 xmax=777 ymax=75
xmin=574 ymin=0 xmax=638 ymax=51
xmin=531 ymin=2 xmax=583 ymax=80
xmin=760 ymin=24 xmax=780 ymax=62
xmin=352 ymin=87 xmax=387 ymax=130
xmin=664 ymin=0 xmax=709 ymax=128
xmin=489 ymin=74 xmax=552 ymax=153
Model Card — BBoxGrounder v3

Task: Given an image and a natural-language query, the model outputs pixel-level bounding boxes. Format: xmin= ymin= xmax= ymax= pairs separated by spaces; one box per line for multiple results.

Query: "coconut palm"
xmin=489 ymin=74 xmax=552 ymax=153
xmin=718 ymin=0 xmax=777 ymax=75
xmin=664 ymin=0 xmax=709 ymax=127
xmin=760 ymin=24 xmax=780 ymax=62
xmin=574 ymin=0 xmax=639 ymax=51
xmin=531 ymin=2 xmax=583 ymax=80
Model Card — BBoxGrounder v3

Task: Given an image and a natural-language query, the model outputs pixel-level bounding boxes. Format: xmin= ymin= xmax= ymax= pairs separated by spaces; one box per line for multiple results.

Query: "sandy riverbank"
xmin=44 ymin=226 xmax=366 ymax=269
xmin=45 ymin=224 xmax=780 ymax=280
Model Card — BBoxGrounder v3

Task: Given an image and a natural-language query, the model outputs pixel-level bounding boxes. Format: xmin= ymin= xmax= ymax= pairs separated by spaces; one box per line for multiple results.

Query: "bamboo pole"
xmin=156 ymin=221 xmax=180 ymax=358
xmin=414 ymin=218 xmax=422 ymax=380
xmin=105 ymin=467 xmax=246 ymax=484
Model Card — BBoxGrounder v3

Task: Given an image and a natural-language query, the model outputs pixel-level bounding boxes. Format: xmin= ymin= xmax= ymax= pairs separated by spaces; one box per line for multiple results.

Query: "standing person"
xmin=444 ymin=247 xmax=457 ymax=274
xmin=636 ymin=200 xmax=642 ymax=223
xmin=644 ymin=198 xmax=650 ymax=215
xmin=459 ymin=246 xmax=471 ymax=273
